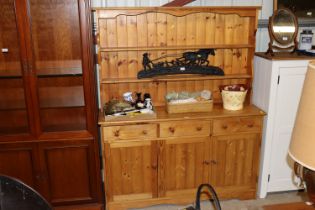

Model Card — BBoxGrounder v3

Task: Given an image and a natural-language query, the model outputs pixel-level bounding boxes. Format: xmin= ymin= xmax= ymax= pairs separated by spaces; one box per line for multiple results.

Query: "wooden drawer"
xmin=212 ymin=117 xmax=262 ymax=135
xmin=102 ymin=124 xmax=157 ymax=141
xmin=160 ymin=120 xmax=210 ymax=138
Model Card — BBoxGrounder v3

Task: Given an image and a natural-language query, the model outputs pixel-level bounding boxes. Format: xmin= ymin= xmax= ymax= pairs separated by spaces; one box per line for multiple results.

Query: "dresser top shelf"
xmin=99 ymin=104 xmax=265 ymax=126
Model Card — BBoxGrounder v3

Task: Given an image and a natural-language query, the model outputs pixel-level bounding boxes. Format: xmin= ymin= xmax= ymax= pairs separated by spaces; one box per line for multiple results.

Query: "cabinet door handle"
xmin=248 ymin=124 xmax=254 ymax=128
xmin=28 ymin=62 xmax=33 ymax=74
xmin=211 ymin=160 xmax=218 ymax=165
xmin=203 ymin=160 xmax=210 ymax=165
xmin=222 ymin=125 xmax=228 ymax=129
xmin=151 ymin=165 xmax=157 ymax=170
xmin=114 ymin=130 xmax=120 ymax=137
xmin=142 ymin=130 xmax=148 ymax=135
xmin=22 ymin=60 xmax=28 ymax=74
xmin=196 ymin=126 xmax=202 ymax=131
xmin=169 ymin=127 xmax=175 ymax=133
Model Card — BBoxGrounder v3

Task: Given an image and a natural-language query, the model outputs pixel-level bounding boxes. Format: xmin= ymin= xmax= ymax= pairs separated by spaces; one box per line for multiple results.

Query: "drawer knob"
xmin=248 ymin=124 xmax=254 ymax=128
xmin=114 ymin=130 xmax=120 ymax=137
xmin=169 ymin=127 xmax=175 ymax=133
xmin=142 ymin=130 xmax=148 ymax=135
xmin=222 ymin=125 xmax=228 ymax=129
xmin=196 ymin=126 xmax=202 ymax=131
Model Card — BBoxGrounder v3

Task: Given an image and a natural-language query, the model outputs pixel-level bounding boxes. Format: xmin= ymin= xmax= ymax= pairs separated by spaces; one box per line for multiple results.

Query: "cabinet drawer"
xmin=160 ymin=120 xmax=210 ymax=138
xmin=102 ymin=124 xmax=157 ymax=141
xmin=213 ymin=117 xmax=262 ymax=135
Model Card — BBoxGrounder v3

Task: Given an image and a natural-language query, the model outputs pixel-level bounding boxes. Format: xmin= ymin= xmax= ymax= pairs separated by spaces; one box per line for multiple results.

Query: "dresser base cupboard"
xmin=100 ymin=106 xmax=264 ymax=210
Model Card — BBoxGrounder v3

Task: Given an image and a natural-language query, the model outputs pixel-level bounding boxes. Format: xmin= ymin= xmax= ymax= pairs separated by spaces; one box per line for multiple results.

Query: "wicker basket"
xmin=220 ymin=84 xmax=248 ymax=111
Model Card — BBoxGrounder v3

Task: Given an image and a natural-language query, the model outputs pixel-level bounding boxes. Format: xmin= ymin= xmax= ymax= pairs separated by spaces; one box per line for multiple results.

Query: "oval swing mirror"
xmin=266 ymin=8 xmax=298 ymax=55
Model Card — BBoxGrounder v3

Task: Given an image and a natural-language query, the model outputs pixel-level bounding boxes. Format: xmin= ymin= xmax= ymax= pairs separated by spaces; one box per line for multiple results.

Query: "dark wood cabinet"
xmin=0 ymin=0 xmax=102 ymax=207
xmin=38 ymin=140 xmax=100 ymax=205
xmin=0 ymin=142 xmax=38 ymax=187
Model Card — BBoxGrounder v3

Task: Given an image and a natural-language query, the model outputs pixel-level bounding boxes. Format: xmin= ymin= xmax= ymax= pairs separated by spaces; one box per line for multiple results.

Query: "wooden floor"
xmin=54 ymin=204 xmax=103 ymax=210
xmin=264 ymin=202 xmax=315 ymax=210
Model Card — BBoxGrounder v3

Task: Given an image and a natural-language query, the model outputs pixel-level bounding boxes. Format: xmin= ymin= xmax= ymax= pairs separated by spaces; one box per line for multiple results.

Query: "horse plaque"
xmin=137 ymin=49 xmax=224 ymax=79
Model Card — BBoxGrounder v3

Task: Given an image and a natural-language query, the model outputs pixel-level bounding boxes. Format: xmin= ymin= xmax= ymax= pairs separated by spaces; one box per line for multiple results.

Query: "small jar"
xmin=299 ymin=30 xmax=313 ymax=50
xmin=144 ymin=98 xmax=153 ymax=110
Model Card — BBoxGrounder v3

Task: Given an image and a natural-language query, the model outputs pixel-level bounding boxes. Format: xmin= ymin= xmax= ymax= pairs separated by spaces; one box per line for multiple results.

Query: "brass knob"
xmin=248 ymin=124 xmax=254 ymax=128
xmin=196 ymin=127 xmax=202 ymax=131
xmin=203 ymin=160 xmax=210 ymax=165
xmin=114 ymin=130 xmax=120 ymax=137
xmin=169 ymin=127 xmax=175 ymax=133
xmin=142 ymin=130 xmax=148 ymax=135
xmin=211 ymin=160 xmax=218 ymax=165
xmin=222 ymin=125 xmax=228 ymax=129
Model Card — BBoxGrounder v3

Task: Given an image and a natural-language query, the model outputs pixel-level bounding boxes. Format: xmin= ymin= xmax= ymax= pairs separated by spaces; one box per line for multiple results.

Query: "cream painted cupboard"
xmin=253 ymin=53 xmax=312 ymax=198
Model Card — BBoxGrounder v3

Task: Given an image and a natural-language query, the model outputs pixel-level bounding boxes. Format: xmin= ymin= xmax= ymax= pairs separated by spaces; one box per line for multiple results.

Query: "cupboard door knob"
xmin=248 ymin=124 xmax=254 ymax=128
xmin=151 ymin=165 xmax=157 ymax=170
xmin=35 ymin=175 xmax=40 ymax=180
xmin=142 ymin=130 xmax=147 ymax=135
xmin=222 ymin=125 xmax=228 ymax=129
xmin=203 ymin=160 xmax=210 ymax=165
xmin=196 ymin=126 xmax=202 ymax=131
xmin=114 ymin=130 xmax=120 ymax=137
xmin=169 ymin=127 xmax=175 ymax=133
xmin=211 ymin=160 xmax=218 ymax=165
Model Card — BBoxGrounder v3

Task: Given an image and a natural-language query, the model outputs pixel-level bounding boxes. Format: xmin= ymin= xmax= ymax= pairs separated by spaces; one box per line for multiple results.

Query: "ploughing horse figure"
xmin=178 ymin=48 xmax=215 ymax=66
xmin=138 ymin=48 xmax=223 ymax=79
xmin=142 ymin=53 xmax=154 ymax=71
xmin=197 ymin=48 xmax=215 ymax=66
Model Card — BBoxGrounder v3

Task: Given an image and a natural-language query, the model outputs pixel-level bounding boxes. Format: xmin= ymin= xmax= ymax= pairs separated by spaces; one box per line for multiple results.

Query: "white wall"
xmin=92 ymin=0 xmax=274 ymax=51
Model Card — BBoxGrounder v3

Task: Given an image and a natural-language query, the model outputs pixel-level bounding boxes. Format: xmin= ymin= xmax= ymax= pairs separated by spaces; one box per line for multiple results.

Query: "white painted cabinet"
xmin=253 ymin=55 xmax=311 ymax=198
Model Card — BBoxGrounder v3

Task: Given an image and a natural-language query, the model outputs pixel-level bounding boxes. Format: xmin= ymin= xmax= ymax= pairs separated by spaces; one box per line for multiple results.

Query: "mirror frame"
xmin=266 ymin=8 xmax=298 ymax=55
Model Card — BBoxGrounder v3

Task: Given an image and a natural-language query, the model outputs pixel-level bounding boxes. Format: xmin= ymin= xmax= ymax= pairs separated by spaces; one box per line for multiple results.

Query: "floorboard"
xmin=263 ymin=202 xmax=315 ymax=210
xmin=54 ymin=204 xmax=103 ymax=210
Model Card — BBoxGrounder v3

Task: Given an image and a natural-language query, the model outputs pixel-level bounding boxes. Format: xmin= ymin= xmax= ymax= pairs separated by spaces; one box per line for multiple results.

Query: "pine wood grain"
xmin=96 ymin=7 xmax=263 ymax=210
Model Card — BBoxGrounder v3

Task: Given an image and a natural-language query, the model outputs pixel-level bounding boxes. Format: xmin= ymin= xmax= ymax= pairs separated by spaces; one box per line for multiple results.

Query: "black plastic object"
xmin=138 ymin=49 xmax=224 ymax=79
xmin=195 ymin=183 xmax=221 ymax=210
xmin=0 ymin=174 xmax=52 ymax=210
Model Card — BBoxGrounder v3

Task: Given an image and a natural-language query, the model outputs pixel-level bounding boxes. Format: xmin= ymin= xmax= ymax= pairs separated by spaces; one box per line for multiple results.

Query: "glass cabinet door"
xmin=29 ymin=0 xmax=87 ymax=132
xmin=0 ymin=0 xmax=30 ymax=135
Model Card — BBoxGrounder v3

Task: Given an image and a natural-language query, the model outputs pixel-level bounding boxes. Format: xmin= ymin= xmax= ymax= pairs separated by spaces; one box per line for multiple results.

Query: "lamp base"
xmin=294 ymin=162 xmax=315 ymax=204
xmin=304 ymin=167 xmax=315 ymax=203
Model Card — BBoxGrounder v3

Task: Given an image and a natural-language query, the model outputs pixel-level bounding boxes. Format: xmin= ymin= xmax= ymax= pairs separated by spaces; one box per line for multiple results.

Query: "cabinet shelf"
xmin=40 ymin=105 xmax=85 ymax=110
xmin=99 ymin=44 xmax=255 ymax=52
xmin=37 ymin=73 xmax=83 ymax=78
xmin=101 ymin=74 xmax=252 ymax=84
xmin=0 ymin=75 xmax=23 ymax=79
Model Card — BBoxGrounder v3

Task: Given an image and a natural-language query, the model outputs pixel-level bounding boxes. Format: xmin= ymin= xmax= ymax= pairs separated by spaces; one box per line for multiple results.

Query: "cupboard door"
xmin=211 ymin=134 xmax=260 ymax=189
xmin=38 ymin=140 xmax=98 ymax=205
xmin=0 ymin=0 xmax=31 ymax=135
xmin=28 ymin=0 xmax=92 ymax=133
xmin=158 ymin=138 xmax=209 ymax=197
xmin=0 ymin=142 xmax=38 ymax=188
xmin=104 ymin=141 xmax=158 ymax=202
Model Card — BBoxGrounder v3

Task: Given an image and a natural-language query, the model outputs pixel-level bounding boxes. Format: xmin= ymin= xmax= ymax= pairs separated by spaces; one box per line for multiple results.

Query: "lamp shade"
xmin=289 ymin=61 xmax=315 ymax=171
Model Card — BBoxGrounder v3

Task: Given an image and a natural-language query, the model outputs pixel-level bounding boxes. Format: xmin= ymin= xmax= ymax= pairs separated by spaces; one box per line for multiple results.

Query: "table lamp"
xmin=289 ymin=61 xmax=315 ymax=203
